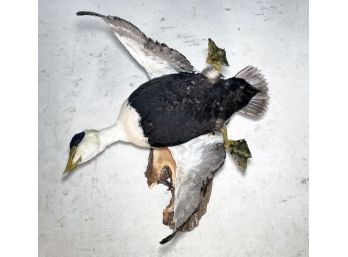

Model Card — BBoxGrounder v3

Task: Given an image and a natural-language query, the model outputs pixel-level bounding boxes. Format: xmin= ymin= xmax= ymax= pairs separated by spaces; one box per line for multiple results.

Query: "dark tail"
xmin=234 ymin=66 xmax=269 ymax=118
xmin=76 ymin=11 xmax=106 ymax=18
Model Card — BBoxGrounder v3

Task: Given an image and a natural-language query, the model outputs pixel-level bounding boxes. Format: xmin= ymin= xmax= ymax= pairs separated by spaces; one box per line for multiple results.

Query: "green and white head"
xmin=63 ymin=130 xmax=104 ymax=176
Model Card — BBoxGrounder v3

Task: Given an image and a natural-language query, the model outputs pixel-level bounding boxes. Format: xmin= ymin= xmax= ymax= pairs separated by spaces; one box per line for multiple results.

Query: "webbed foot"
xmin=206 ymin=38 xmax=229 ymax=71
xmin=221 ymin=127 xmax=252 ymax=172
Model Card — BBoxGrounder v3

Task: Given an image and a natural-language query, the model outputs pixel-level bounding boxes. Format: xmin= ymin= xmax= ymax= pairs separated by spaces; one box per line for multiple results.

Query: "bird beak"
xmin=62 ymin=146 xmax=81 ymax=177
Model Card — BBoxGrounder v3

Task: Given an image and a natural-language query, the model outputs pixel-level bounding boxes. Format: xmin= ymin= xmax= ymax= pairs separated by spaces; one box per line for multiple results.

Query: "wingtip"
xmin=76 ymin=11 xmax=105 ymax=18
xmin=159 ymin=230 xmax=178 ymax=244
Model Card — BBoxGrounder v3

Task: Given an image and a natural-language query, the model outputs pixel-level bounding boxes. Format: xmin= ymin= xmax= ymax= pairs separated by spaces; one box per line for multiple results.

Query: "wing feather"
xmin=168 ymin=133 xmax=226 ymax=229
xmin=76 ymin=11 xmax=194 ymax=78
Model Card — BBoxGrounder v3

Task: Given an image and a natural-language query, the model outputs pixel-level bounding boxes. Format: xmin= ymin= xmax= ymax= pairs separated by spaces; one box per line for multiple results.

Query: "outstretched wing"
xmin=144 ymin=133 xmax=226 ymax=244
xmin=168 ymin=133 xmax=226 ymax=229
xmin=76 ymin=11 xmax=194 ymax=78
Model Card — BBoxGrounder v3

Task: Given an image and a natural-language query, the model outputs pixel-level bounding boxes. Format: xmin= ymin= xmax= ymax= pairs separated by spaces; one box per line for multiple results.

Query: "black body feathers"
xmin=128 ymin=73 xmax=260 ymax=147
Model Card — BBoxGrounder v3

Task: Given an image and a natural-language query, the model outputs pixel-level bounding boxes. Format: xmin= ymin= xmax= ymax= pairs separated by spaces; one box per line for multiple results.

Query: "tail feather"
xmin=235 ymin=66 xmax=269 ymax=118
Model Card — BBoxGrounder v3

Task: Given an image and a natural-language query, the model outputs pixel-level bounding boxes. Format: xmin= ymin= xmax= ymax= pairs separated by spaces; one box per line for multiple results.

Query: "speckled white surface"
xmin=39 ymin=0 xmax=308 ymax=256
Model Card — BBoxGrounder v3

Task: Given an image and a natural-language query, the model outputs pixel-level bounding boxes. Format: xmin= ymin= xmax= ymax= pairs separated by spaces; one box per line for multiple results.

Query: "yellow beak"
xmin=62 ymin=146 xmax=81 ymax=177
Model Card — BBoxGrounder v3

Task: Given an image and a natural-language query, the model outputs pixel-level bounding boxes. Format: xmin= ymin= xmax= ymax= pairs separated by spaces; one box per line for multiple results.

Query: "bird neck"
xmin=98 ymin=123 xmax=125 ymax=149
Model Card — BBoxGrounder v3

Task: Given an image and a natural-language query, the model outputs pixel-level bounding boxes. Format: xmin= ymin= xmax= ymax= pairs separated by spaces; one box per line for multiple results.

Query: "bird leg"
xmin=203 ymin=39 xmax=229 ymax=81
xmin=220 ymin=127 xmax=252 ymax=172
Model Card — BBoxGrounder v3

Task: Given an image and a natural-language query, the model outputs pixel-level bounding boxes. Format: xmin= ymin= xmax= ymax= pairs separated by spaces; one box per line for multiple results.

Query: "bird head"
xmin=63 ymin=130 xmax=103 ymax=177
xmin=206 ymin=38 xmax=229 ymax=71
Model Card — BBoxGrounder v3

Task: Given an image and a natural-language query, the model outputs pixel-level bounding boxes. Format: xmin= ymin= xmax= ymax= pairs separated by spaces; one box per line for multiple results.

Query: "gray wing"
xmin=168 ymin=133 xmax=226 ymax=229
xmin=76 ymin=11 xmax=194 ymax=78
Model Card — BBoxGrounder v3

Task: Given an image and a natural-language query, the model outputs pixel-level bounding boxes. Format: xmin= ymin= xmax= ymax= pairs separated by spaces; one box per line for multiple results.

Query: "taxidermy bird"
xmin=64 ymin=11 xmax=268 ymax=173
xmin=64 ymin=11 xmax=269 ymax=243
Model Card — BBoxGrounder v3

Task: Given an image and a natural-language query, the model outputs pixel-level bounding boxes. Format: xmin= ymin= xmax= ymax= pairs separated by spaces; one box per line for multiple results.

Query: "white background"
xmin=37 ymin=0 xmax=308 ymax=256
xmin=6 ymin=0 xmax=348 ymax=257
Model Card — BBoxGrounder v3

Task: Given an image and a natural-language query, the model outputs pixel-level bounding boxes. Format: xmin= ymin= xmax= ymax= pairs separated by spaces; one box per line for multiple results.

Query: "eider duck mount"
xmin=63 ymin=11 xmax=269 ymax=244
